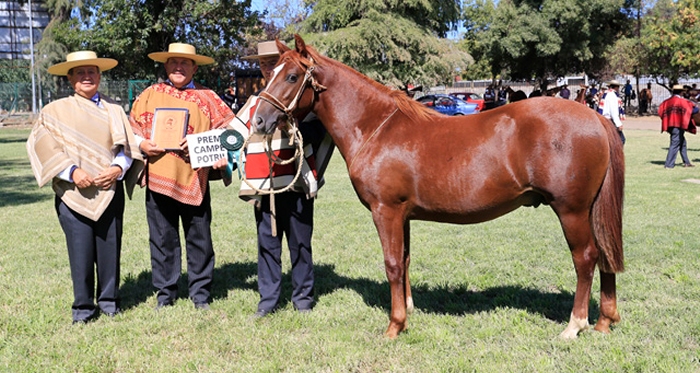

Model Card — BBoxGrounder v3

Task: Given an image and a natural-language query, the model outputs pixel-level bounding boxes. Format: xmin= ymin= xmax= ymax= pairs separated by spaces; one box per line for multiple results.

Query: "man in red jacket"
xmin=659 ymin=84 xmax=698 ymax=168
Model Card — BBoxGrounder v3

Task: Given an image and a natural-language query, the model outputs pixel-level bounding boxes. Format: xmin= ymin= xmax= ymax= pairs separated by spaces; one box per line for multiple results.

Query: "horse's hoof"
xmin=560 ymin=314 xmax=589 ymax=339
xmin=385 ymin=321 xmax=407 ymax=339
xmin=559 ymin=327 xmax=580 ymax=339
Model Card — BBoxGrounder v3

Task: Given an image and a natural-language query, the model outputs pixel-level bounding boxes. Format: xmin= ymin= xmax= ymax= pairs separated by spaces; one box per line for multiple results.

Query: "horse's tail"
xmin=591 ymin=117 xmax=625 ymax=273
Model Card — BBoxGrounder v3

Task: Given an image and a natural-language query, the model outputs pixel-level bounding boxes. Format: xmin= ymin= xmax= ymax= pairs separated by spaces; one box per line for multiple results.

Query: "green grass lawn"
xmin=1 ymin=127 xmax=700 ymax=372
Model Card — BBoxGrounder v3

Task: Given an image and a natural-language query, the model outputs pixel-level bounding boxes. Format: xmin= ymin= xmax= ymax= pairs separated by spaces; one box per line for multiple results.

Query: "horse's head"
xmin=253 ymin=35 xmax=325 ymax=135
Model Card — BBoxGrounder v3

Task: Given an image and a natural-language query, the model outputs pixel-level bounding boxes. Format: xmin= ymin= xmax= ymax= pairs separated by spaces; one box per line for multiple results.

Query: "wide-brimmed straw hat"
xmin=148 ymin=43 xmax=214 ymax=65
xmin=47 ymin=51 xmax=117 ymax=76
xmin=607 ymin=79 xmax=621 ymax=87
xmin=672 ymin=84 xmax=685 ymax=91
xmin=241 ymin=41 xmax=280 ymax=60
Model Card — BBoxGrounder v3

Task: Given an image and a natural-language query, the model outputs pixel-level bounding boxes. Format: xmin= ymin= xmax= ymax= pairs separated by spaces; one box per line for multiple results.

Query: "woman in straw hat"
xmin=129 ymin=43 xmax=234 ymax=311
xmin=26 ymin=51 xmax=144 ymax=324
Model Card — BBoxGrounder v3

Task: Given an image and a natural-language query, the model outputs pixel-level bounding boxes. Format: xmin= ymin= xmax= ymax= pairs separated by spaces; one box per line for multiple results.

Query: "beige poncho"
xmin=26 ymin=94 xmax=143 ymax=221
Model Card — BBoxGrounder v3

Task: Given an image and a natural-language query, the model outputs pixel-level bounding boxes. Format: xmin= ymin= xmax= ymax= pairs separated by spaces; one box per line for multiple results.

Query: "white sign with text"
xmin=186 ymin=129 xmax=227 ymax=169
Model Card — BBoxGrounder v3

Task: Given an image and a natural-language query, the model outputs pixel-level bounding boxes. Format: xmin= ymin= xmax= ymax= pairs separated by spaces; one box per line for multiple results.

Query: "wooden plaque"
xmin=151 ymin=108 xmax=189 ymax=150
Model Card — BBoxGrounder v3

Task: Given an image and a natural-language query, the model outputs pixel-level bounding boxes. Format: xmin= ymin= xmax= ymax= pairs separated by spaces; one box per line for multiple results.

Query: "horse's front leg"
xmin=404 ymin=221 xmax=414 ymax=315
xmin=372 ymin=204 xmax=409 ymax=339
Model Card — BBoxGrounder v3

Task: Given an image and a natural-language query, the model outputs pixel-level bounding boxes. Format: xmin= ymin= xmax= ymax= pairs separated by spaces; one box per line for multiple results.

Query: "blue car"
xmin=417 ymin=94 xmax=479 ymax=115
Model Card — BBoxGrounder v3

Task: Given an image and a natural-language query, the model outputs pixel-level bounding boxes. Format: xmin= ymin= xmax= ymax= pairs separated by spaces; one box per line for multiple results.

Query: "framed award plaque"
xmin=151 ymin=108 xmax=189 ymax=150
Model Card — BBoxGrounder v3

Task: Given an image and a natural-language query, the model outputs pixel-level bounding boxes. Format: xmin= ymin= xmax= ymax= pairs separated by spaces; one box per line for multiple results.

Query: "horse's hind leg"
xmin=594 ymin=271 xmax=620 ymax=333
xmin=558 ymin=211 xmax=598 ymax=339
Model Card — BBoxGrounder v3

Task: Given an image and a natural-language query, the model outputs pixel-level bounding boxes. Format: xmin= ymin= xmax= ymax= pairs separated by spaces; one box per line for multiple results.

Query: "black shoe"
xmin=684 ymin=163 xmax=695 ymax=168
xmin=155 ymin=301 xmax=173 ymax=310
xmin=253 ymin=309 xmax=274 ymax=318
xmin=72 ymin=314 xmax=98 ymax=325
xmin=194 ymin=302 xmax=210 ymax=310
xmin=104 ymin=309 xmax=121 ymax=317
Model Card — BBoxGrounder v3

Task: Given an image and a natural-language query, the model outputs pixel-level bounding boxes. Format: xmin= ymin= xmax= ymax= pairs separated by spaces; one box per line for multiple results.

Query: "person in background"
xmin=598 ymin=80 xmax=626 ymax=145
xmin=129 ymin=43 xmax=235 ymax=310
xmin=559 ymin=85 xmax=570 ymax=100
xmin=26 ymin=51 xmax=143 ymax=324
xmin=623 ymin=80 xmax=633 ymax=110
xmin=216 ymin=40 xmax=334 ymax=317
xmin=659 ymin=84 xmax=698 ymax=169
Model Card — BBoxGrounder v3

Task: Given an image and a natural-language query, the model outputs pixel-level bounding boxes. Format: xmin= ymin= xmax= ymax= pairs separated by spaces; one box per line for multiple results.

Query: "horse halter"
xmin=257 ymin=58 xmax=326 ymax=122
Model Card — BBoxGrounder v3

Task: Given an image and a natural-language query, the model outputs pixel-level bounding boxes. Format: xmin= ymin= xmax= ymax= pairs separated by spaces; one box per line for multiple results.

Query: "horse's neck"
xmin=313 ymin=64 xmax=397 ymax=166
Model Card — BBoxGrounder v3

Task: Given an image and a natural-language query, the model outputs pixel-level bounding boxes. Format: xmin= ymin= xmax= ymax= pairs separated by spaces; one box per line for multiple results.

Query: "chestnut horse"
xmin=253 ymin=35 xmax=624 ymax=339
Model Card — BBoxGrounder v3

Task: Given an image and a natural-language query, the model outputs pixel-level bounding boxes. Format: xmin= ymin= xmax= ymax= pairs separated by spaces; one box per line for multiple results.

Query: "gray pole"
xmin=28 ymin=0 xmax=37 ymax=113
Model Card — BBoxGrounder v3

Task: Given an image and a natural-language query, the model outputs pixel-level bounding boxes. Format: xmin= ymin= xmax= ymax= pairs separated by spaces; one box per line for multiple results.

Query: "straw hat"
xmin=241 ymin=41 xmax=280 ymax=60
xmin=672 ymin=84 xmax=685 ymax=91
xmin=148 ymin=43 xmax=215 ymax=65
xmin=47 ymin=51 xmax=117 ymax=76
xmin=607 ymin=79 xmax=621 ymax=87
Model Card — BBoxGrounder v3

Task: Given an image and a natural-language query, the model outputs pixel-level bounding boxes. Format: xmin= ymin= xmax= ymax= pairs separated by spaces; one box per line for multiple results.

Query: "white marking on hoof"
xmin=560 ymin=313 xmax=589 ymax=339
xmin=406 ymin=296 xmax=414 ymax=315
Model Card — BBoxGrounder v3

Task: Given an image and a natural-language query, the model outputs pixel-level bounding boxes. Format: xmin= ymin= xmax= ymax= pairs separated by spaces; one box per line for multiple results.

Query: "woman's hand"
xmin=94 ymin=166 xmax=122 ymax=190
xmin=72 ymin=168 xmax=94 ymax=189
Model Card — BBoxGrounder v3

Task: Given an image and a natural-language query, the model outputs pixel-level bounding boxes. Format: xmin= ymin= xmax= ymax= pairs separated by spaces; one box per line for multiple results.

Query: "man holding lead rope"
xmin=215 ymin=40 xmax=334 ymax=317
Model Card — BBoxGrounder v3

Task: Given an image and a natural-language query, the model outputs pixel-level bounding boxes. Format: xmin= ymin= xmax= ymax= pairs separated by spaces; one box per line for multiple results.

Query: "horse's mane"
xmin=299 ymin=45 xmax=439 ymax=122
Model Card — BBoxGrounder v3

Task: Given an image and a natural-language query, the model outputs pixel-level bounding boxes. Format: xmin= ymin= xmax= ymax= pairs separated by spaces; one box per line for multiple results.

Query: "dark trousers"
xmin=146 ymin=188 xmax=214 ymax=305
xmin=255 ymin=192 xmax=315 ymax=312
xmin=56 ymin=182 xmax=124 ymax=322
xmin=665 ymin=127 xmax=690 ymax=167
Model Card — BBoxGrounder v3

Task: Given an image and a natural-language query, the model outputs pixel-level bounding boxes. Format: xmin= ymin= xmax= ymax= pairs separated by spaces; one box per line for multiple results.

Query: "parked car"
xmin=448 ymin=92 xmax=485 ymax=111
xmin=416 ymin=94 xmax=479 ymax=116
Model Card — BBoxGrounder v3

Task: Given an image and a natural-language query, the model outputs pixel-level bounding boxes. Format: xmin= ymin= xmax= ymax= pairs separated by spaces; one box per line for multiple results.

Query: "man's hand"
xmin=72 ymin=168 xmax=94 ymax=189
xmin=179 ymin=137 xmax=189 ymax=159
xmin=94 ymin=166 xmax=122 ymax=190
xmin=212 ymin=158 xmax=228 ymax=170
xmin=139 ymin=139 xmax=165 ymax=157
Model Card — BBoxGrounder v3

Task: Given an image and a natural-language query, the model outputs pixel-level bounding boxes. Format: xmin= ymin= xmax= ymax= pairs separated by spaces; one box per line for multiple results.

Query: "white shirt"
xmin=601 ymin=89 xmax=623 ymax=128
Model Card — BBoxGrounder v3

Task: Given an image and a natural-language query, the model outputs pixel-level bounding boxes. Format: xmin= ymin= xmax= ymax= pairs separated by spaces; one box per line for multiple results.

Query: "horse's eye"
xmin=286 ymin=74 xmax=298 ymax=83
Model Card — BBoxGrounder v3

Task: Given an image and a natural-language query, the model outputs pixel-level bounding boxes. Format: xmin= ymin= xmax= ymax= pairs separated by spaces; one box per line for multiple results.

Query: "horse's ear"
xmin=276 ymin=38 xmax=291 ymax=54
xmin=294 ymin=34 xmax=308 ymax=57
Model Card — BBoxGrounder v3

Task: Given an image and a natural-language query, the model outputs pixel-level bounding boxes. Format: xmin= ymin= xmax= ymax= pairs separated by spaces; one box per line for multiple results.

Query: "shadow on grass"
xmin=118 ymin=261 xmax=597 ymax=323
xmin=119 ymin=261 xmax=259 ymax=310
xmin=0 ymin=159 xmax=52 ymax=207
xmin=0 ymin=137 xmax=29 ymax=144
xmin=313 ymin=264 xmax=591 ymax=323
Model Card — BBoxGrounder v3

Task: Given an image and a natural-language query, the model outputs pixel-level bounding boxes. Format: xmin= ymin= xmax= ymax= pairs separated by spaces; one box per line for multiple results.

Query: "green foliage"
xmin=294 ymin=0 xmax=471 ymax=88
xmin=465 ymin=0 xmax=631 ymax=89
xmin=641 ymin=0 xmax=700 ymax=90
xmin=0 ymin=60 xmax=31 ymax=83
xmin=37 ymin=0 xmax=262 ymax=90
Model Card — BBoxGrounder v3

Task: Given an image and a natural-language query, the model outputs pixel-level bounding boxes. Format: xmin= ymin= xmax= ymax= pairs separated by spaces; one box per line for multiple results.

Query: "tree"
xmin=38 ymin=0 xmax=262 ymax=89
xmin=292 ymin=0 xmax=473 ymax=89
xmin=464 ymin=0 xmax=633 ymax=91
xmin=640 ymin=0 xmax=700 ymax=91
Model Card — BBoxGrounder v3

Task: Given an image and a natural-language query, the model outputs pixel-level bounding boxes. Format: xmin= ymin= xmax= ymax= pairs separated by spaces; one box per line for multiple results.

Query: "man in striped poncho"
xmin=218 ymin=41 xmax=334 ymax=317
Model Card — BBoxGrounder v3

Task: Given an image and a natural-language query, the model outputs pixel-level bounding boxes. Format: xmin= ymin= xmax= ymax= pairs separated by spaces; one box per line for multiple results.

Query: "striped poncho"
xmin=129 ymin=82 xmax=235 ymax=205
xmin=26 ymin=94 xmax=144 ymax=221
xmin=228 ymin=95 xmax=334 ymax=206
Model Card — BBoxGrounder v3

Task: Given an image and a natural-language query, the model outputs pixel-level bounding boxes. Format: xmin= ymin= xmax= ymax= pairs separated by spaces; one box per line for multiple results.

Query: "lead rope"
xmin=240 ymin=118 xmax=305 ymax=236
